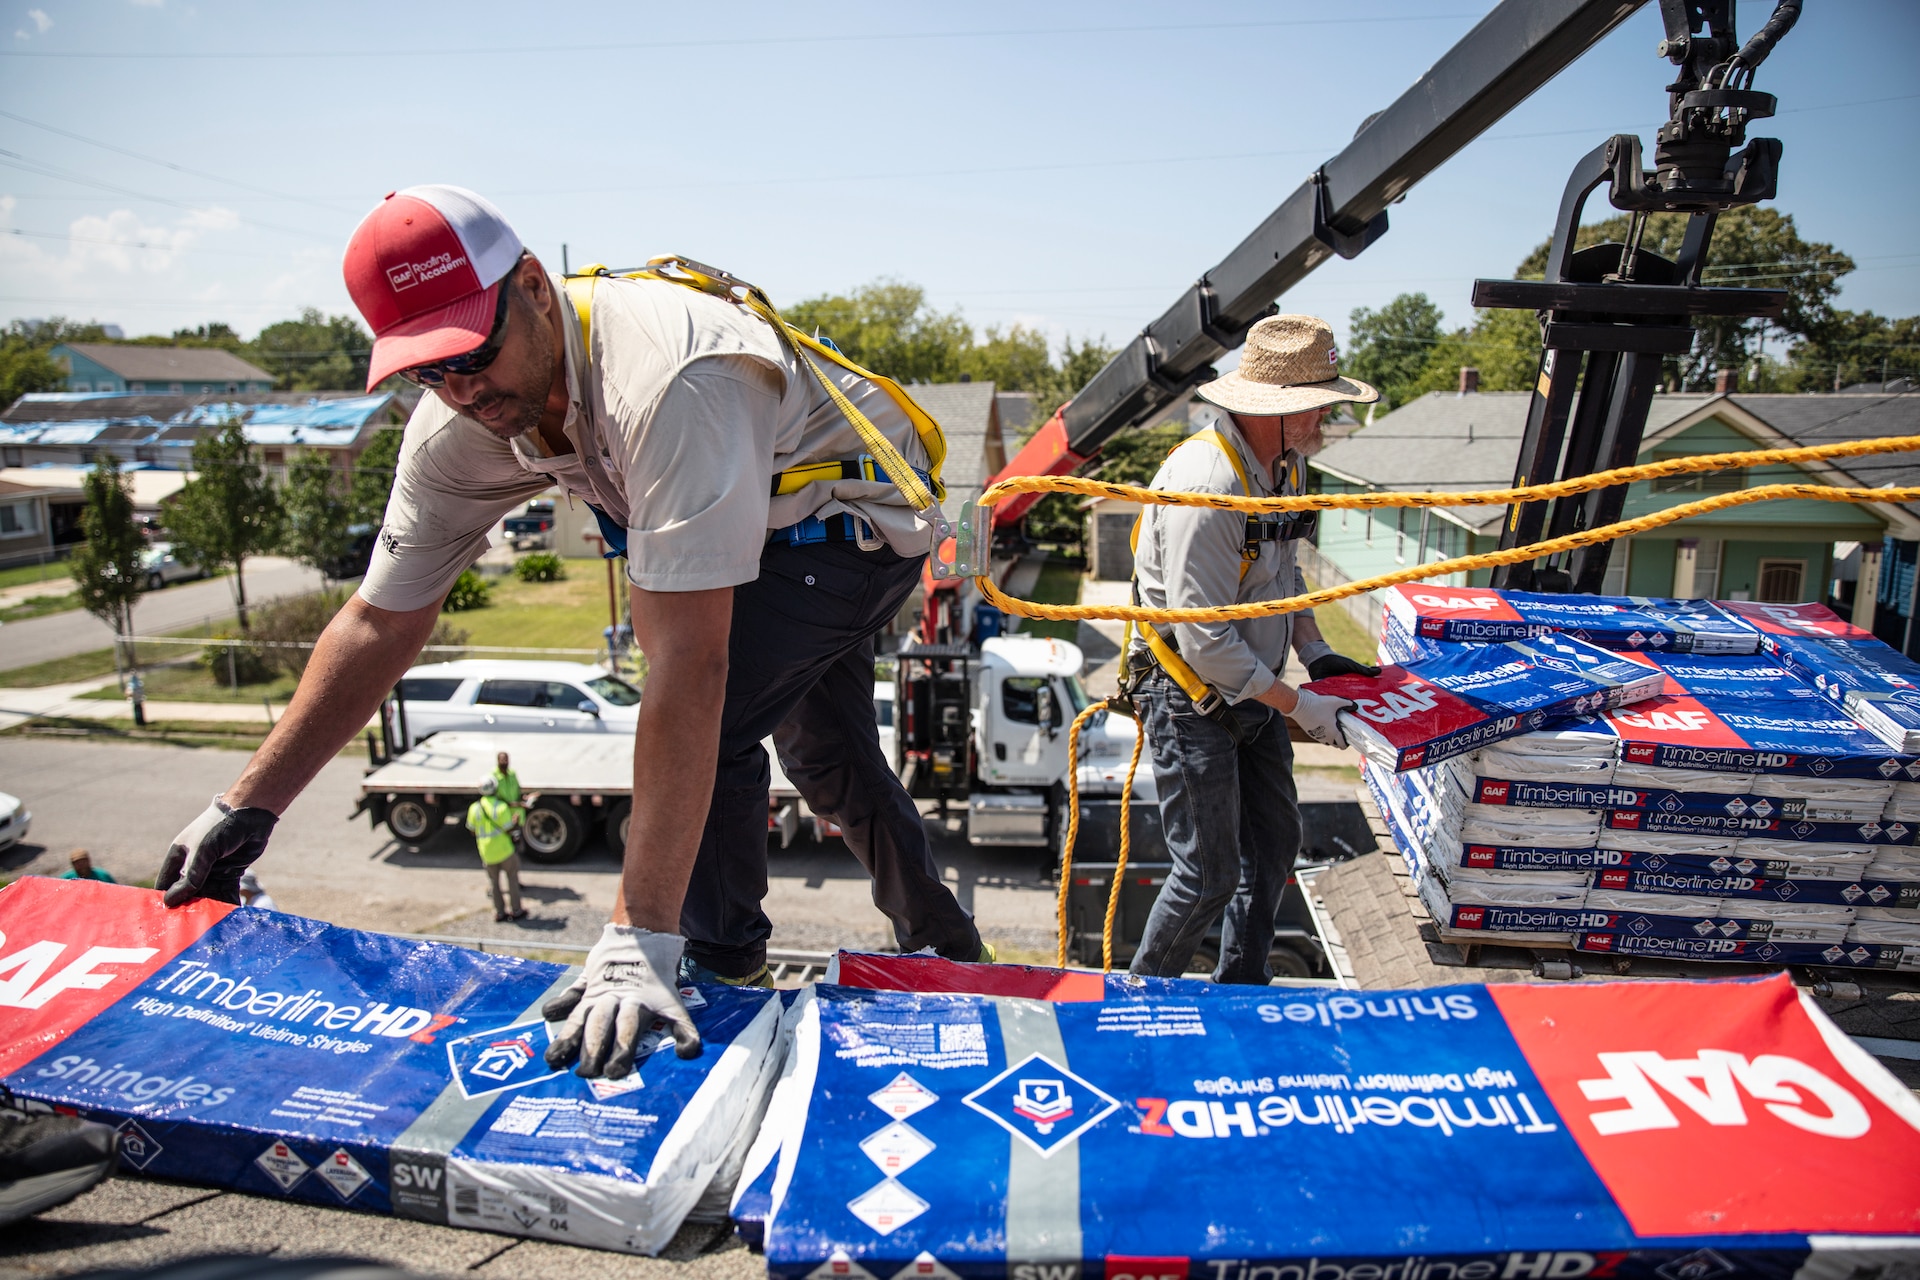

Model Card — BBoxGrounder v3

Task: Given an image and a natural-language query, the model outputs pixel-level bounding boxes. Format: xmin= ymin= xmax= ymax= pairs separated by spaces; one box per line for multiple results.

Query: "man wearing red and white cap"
xmin=156 ymin=185 xmax=985 ymax=1078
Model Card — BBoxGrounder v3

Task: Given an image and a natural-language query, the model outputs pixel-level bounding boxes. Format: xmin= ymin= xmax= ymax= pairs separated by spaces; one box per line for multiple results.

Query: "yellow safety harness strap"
xmin=1117 ymin=429 xmax=1265 ymax=715
xmin=565 ymin=260 xmax=948 ymax=535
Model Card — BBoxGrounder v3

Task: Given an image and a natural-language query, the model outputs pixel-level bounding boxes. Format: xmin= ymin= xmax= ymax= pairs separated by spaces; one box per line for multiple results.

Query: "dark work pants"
xmin=680 ymin=540 xmax=982 ymax=977
xmin=1128 ymin=668 xmax=1303 ymax=984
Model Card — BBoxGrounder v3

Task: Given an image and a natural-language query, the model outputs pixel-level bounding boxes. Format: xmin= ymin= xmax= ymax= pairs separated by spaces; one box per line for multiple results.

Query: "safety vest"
xmin=563 ymin=257 xmax=948 ymax=531
xmin=1117 ymin=429 xmax=1313 ymax=725
xmin=466 ymin=795 xmax=518 ymax=866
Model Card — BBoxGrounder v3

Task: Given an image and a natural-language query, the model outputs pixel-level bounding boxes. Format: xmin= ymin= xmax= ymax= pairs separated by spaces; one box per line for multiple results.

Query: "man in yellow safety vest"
xmin=466 ymin=777 xmax=527 ymax=924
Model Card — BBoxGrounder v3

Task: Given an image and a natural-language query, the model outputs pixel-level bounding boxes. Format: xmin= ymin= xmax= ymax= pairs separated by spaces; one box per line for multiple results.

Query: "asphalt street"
xmin=0 ymin=557 xmax=326 ymax=673
xmin=0 ymin=736 xmax=1066 ymax=954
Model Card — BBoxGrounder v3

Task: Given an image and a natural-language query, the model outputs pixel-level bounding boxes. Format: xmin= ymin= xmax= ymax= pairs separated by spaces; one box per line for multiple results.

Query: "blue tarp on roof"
xmin=1 ymin=395 xmax=394 ymax=449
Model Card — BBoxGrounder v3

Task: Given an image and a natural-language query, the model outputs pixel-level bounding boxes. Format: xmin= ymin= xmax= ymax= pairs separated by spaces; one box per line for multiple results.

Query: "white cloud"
xmin=15 ymin=7 xmax=50 ymax=37
xmin=0 ymin=201 xmax=242 ymax=282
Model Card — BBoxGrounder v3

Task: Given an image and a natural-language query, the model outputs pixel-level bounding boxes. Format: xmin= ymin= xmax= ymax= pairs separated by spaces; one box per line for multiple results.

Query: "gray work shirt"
xmin=359 ymin=272 xmax=936 ymax=611
xmin=1128 ymin=415 xmax=1317 ymax=704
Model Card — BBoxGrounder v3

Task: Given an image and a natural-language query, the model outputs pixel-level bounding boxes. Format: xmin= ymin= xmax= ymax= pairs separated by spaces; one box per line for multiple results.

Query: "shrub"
xmin=515 ymin=552 xmax=566 ymax=583
xmin=443 ymin=569 xmax=492 ymax=612
xmin=200 ymin=634 xmax=275 ymax=687
xmin=250 ymin=589 xmax=348 ymax=679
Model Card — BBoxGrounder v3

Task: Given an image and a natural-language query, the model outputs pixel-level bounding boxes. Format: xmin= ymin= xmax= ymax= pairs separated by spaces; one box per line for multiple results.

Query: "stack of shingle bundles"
xmin=1721 ymin=599 xmax=1920 ymax=753
xmin=1307 ymin=631 xmax=1664 ymax=774
xmin=1380 ymin=583 xmax=1760 ymax=659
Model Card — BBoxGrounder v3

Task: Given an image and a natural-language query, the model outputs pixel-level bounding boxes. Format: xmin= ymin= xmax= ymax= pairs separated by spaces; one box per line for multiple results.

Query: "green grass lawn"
xmin=0 ymin=591 xmax=80 ymax=623
xmin=0 ymin=561 xmax=72 ymax=592
xmin=79 ymin=661 xmax=301 ymax=704
xmin=441 ymin=559 xmax=620 ymax=653
xmin=1299 ymin=574 xmax=1380 ymax=665
xmin=1012 ymin=559 xmax=1083 ymax=643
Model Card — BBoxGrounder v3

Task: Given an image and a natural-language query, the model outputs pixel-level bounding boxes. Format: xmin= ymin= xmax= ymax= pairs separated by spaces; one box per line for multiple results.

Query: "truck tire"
xmin=522 ymin=797 xmax=586 ymax=863
xmin=386 ymin=795 xmax=444 ymax=844
xmin=602 ymin=799 xmax=632 ymax=859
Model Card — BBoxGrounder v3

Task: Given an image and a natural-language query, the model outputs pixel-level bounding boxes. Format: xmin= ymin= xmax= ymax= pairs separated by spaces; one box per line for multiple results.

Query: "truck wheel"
xmin=386 ymin=796 xmax=444 ymax=844
xmin=1268 ymin=942 xmax=1317 ymax=979
xmin=522 ymin=797 xmax=586 ymax=863
xmin=602 ymin=799 xmax=632 ymax=859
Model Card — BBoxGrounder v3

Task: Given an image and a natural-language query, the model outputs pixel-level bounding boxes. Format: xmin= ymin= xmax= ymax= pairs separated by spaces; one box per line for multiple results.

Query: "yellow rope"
xmin=1055 ymin=703 xmax=1100 ymax=967
xmin=985 ymin=481 xmax=1920 ymax=624
xmin=1056 ymin=699 xmax=1149 ymax=972
xmin=1030 ymin=432 xmax=1920 ymax=970
xmin=978 ymin=433 xmax=1920 ymax=514
xmin=1101 ymin=713 xmax=1148 ymax=974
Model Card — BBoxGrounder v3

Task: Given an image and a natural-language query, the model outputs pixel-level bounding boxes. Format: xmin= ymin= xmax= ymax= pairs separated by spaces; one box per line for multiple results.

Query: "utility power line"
xmin=0 ymin=14 xmax=1483 ymax=60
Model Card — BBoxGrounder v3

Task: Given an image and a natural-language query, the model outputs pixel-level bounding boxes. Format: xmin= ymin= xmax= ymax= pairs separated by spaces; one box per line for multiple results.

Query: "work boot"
xmin=678 ymin=956 xmax=773 ymax=988
xmin=0 ymin=1098 xmax=120 ymax=1226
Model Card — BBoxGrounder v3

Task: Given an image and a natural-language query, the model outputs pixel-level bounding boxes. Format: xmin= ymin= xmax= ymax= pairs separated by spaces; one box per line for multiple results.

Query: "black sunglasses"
xmin=398 ymin=282 xmax=513 ymax=388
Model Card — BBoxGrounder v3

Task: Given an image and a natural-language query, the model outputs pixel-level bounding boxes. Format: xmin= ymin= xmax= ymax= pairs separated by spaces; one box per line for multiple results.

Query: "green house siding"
xmin=1626 ymin=539 xmax=1677 ymax=597
xmin=1719 ymin=540 xmax=1833 ymax=602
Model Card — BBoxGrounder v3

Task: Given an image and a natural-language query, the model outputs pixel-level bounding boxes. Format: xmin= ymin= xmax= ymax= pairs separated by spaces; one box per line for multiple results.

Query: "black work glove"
xmin=157 ymin=795 xmax=279 ymax=907
xmin=1307 ymin=653 xmax=1381 ymax=683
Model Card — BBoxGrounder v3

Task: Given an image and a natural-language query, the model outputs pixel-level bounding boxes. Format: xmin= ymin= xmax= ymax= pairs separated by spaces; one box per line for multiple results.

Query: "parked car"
xmin=139 ymin=543 xmax=206 ymax=591
xmin=0 ymin=790 xmax=30 ymax=852
xmin=391 ymin=660 xmax=642 ymax=741
xmin=321 ymin=523 xmax=380 ymax=581
xmin=503 ymin=501 xmax=556 ymax=551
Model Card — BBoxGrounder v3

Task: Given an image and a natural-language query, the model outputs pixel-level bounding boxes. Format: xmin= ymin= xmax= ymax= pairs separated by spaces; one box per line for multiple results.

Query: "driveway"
xmin=0 ymin=557 xmax=327 ymax=673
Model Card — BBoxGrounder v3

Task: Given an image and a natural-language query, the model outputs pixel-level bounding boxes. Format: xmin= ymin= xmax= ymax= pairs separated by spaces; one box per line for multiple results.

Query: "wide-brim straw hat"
xmin=1196 ymin=313 xmax=1379 ymax=415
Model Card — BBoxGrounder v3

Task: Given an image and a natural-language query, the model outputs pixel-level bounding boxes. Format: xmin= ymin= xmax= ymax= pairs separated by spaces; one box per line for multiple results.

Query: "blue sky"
xmin=2 ymin=1 xmax=1915 ymax=354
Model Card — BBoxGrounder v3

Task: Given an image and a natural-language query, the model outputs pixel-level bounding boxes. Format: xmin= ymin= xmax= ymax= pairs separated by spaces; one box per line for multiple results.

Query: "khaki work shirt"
xmin=1129 ymin=413 xmax=1325 ymax=704
xmin=359 ymin=272 xmax=936 ymax=611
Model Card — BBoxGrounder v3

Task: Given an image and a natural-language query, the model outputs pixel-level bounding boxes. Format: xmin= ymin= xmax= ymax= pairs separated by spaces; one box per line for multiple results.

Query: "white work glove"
xmin=542 ymin=924 xmax=701 ymax=1078
xmin=157 ymin=795 xmax=278 ymax=908
xmin=1288 ymin=688 xmax=1354 ymax=749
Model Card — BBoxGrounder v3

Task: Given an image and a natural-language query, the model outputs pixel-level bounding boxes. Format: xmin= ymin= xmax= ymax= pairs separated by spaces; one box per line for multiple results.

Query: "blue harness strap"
xmin=587 ymin=504 xmax=628 ymax=560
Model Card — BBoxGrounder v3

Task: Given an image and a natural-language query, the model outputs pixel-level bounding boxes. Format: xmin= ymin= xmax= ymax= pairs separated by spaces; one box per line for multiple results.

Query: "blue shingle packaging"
xmin=752 ymin=961 xmax=1919 ymax=1278
xmin=0 ymin=878 xmax=783 ymax=1255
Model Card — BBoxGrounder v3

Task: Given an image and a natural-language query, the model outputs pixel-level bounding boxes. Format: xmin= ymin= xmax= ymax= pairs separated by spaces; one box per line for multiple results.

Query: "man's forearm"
xmin=615 ymin=583 xmax=733 ymax=933
xmin=226 ymin=596 xmax=441 ymax=814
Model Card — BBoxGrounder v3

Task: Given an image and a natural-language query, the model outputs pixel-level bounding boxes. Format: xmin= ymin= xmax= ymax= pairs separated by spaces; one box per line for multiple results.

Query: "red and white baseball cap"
xmin=342 ymin=185 xmax=525 ymax=390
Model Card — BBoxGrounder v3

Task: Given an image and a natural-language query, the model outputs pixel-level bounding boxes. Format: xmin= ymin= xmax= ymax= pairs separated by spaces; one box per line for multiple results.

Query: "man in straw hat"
xmin=1122 ymin=313 xmax=1379 ymax=983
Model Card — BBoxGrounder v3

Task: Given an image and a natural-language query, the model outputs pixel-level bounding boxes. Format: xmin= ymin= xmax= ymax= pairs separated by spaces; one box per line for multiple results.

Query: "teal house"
xmin=50 ymin=343 xmax=274 ymax=395
xmin=1306 ymin=389 xmax=1920 ymax=643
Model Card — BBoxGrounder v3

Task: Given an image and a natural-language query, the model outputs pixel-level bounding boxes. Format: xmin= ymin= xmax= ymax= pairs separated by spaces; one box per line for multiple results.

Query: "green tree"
xmin=350 ymin=427 xmax=403 ymax=526
xmin=249 ymin=309 xmax=373 ymax=391
xmin=1345 ymin=294 xmax=1445 ymax=409
xmin=785 ymin=280 xmax=974 ymax=383
xmin=165 ymin=421 xmax=284 ymax=630
xmin=68 ymin=454 xmax=147 ymax=687
xmin=960 ymin=323 xmax=1053 ymax=392
xmin=1404 ymin=307 xmax=1544 ymax=400
xmin=1515 ymin=206 xmax=1851 ymax=392
xmin=1020 ymin=335 xmax=1119 ymax=436
xmin=0 ymin=333 xmax=66 ymax=404
xmin=280 ymin=450 xmax=356 ymax=582
xmin=1783 ymin=311 xmax=1920 ymax=391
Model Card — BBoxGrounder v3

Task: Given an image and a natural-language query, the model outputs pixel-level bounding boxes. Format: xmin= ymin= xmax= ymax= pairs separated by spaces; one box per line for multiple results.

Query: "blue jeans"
xmin=1128 ymin=668 xmax=1302 ymax=984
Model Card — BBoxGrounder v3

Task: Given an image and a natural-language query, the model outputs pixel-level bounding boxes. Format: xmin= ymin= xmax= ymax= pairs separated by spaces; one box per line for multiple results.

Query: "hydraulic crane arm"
xmin=1060 ymin=0 xmax=1648 ymax=459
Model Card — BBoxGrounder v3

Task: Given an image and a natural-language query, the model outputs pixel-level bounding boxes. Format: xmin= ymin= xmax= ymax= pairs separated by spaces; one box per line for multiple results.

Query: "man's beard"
xmin=469 ymin=389 xmax=544 ymax=441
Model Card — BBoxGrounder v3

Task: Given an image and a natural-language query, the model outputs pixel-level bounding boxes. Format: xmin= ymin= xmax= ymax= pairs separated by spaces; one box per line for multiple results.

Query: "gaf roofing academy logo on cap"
xmin=445 ymin=1019 xmax=562 ymax=1099
xmin=962 ymin=1051 xmax=1118 ymax=1156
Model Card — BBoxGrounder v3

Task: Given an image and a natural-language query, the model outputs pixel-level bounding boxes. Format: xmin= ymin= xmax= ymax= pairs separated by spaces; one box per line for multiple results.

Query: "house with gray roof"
xmin=50 ymin=343 xmax=274 ymax=395
xmin=1308 ymin=389 xmax=1920 ymax=653
xmin=908 ymin=380 xmax=1007 ymax=524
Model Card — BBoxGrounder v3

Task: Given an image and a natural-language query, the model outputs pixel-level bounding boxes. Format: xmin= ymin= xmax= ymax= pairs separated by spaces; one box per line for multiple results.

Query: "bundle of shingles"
xmin=1333 ymin=588 xmax=1920 ymax=971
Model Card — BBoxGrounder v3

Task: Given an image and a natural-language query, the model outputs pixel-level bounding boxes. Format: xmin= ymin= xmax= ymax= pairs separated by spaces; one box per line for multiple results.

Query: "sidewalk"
xmin=0 ymin=679 xmax=299 ymax=730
